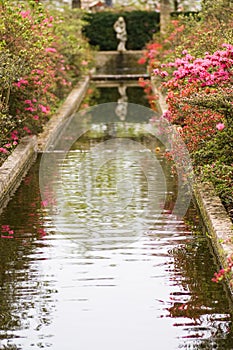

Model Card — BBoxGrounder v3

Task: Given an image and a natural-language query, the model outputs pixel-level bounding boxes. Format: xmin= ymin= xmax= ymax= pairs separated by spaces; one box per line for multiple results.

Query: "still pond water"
xmin=0 ymin=82 xmax=233 ymax=350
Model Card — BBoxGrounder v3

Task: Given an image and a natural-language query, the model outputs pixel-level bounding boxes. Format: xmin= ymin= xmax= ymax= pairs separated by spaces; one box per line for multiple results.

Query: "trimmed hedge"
xmin=82 ymin=11 xmax=160 ymax=50
xmin=82 ymin=11 xmax=199 ymax=51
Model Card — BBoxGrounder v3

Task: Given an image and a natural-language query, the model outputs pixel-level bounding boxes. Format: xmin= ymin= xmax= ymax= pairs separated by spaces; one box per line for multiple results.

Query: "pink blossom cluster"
xmin=20 ymin=10 xmax=30 ymax=19
xmin=0 ymin=131 xmax=20 ymax=152
xmin=0 ymin=147 xmax=8 ymax=154
xmin=216 ymin=122 xmax=225 ymax=131
xmin=45 ymin=47 xmax=57 ymax=53
xmin=14 ymin=79 xmax=29 ymax=88
xmin=154 ymin=44 xmax=233 ymax=87
xmin=212 ymin=256 xmax=233 ymax=283
xmin=1 ymin=225 xmax=14 ymax=239
xmin=42 ymin=15 xmax=54 ymax=28
xmin=22 ymin=98 xmax=50 ymax=127
xmin=0 ymin=1 xmax=90 ymax=160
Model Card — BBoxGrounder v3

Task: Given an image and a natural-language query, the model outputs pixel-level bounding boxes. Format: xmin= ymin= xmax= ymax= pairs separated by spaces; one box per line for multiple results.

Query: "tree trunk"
xmin=72 ymin=0 xmax=81 ymax=8
xmin=160 ymin=0 xmax=171 ymax=35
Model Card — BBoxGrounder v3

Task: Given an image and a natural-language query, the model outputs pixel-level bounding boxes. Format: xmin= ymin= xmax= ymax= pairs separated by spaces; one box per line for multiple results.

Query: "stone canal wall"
xmin=37 ymin=75 xmax=90 ymax=152
xmin=95 ymin=51 xmax=144 ymax=69
xmin=193 ymin=182 xmax=233 ymax=295
xmin=0 ymin=136 xmax=37 ymax=213
xmin=93 ymin=51 xmax=149 ymax=80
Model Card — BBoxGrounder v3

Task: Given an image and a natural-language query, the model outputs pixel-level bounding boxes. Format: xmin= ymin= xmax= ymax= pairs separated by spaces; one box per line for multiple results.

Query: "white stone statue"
xmin=113 ymin=16 xmax=127 ymax=52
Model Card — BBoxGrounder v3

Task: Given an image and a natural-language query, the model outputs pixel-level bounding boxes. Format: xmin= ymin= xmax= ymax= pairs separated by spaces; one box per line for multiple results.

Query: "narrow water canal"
xmin=0 ymin=82 xmax=233 ymax=349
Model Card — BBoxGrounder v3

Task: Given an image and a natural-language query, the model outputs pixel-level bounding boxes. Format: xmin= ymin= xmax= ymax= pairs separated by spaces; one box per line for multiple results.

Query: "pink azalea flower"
xmin=45 ymin=47 xmax=57 ymax=53
xmin=41 ymin=200 xmax=48 ymax=207
xmin=25 ymin=107 xmax=36 ymax=112
xmin=216 ymin=123 xmax=225 ymax=131
xmin=11 ymin=131 xmax=18 ymax=141
xmin=14 ymin=79 xmax=28 ymax=88
xmin=23 ymin=126 xmax=32 ymax=134
xmin=39 ymin=104 xmax=50 ymax=114
xmin=20 ymin=10 xmax=30 ymax=18
xmin=19 ymin=79 xmax=28 ymax=85
xmin=81 ymin=60 xmax=88 ymax=66
xmin=0 ymin=147 xmax=8 ymax=154
xmin=2 ymin=225 xmax=10 ymax=232
xmin=160 ymin=70 xmax=168 ymax=77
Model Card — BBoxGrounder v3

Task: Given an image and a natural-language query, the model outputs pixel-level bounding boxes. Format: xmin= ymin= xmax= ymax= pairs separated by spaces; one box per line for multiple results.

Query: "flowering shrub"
xmin=161 ymin=45 xmax=232 ymax=199
xmin=153 ymin=44 xmax=233 ymax=152
xmin=139 ymin=20 xmax=233 ymax=207
xmin=0 ymin=0 xmax=92 ymax=163
xmin=138 ymin=77 xmax=159 ymax=110
xmin=1 ymin=225 xmax=14 ymax=239
xmin=138 ymin=0 xmax=233 ymax=285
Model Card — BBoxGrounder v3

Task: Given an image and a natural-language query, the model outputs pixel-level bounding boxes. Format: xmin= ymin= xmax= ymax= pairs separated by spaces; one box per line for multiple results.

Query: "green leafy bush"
xmin=0 ymin=0 xmax=93 ymax=163
xmin=50 ymin=6 xmax=94 ymax=86
xmin=139 ymin=0 xmax=233 ymax=220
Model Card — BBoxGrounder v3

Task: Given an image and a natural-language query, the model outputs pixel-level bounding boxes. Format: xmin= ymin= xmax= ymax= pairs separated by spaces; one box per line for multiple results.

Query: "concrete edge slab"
xmin=193 ymin=182 xmax=233 ymax=290
xmin=37 ymin=75 xmax=90 ymax=152
xmin=0 ymin=136 xmax=37 ymax=213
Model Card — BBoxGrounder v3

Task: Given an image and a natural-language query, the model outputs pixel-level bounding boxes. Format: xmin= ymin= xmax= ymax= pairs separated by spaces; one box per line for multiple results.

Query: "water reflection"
xmin=0 ymin=83 xmax=232 ymax=349
xmin=0 ymin=147 xmax=232 ymax=349
xmin=82 ymin=81 xmax=151 ymax=123
xmin=0 ymin=162 xmax=56 ymax=349
xmin=115 ymin=84 xmax=128 ymax=121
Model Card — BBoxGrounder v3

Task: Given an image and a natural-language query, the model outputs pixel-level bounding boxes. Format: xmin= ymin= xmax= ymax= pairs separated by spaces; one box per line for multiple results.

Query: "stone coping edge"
xmin=193 ymin=182 xmax=233 ymax=293
xmin=37 ymin=75 xmax=90 ymax=152
xmin=152 ymin=78 xmax=233 ymax=295
xmin=0 ymin=136 xmax=37 ymax=213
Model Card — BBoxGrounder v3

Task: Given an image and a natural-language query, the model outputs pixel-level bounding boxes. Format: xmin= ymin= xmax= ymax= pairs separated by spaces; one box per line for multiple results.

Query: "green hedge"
xmin=82 ymin=11 xmax=160 ymax=50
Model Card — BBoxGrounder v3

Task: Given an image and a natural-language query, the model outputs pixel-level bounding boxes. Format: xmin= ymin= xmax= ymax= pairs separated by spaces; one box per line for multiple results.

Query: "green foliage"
xmin=201 ymin=0 xmax=233 ymax=23
xmin=82 ymin=11 xmax=160 ymax=50
xmin=0 ymin=0 xmax=93 ymax=163
xmin=50 ymin=6 xmax=94 ymax=85
xmin=183 ymin=89 xmax=233 ymax=122
xmin=199 ymin=161 xmax=233 ymax=213
xmin=193 ymin=127 xmax=233 ymax=166
xmin=144 ymin=0 xmax=233 ymax=219
xmin=151 ymin=0 xmax=233 ymax=65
